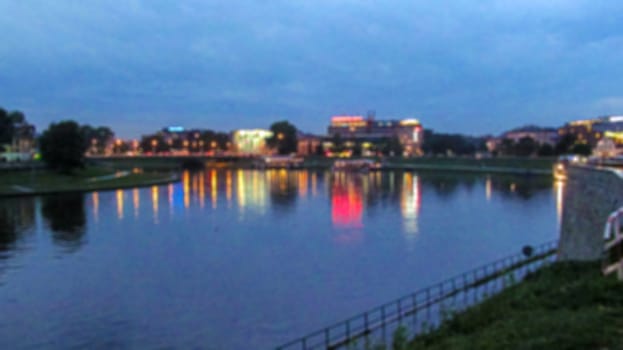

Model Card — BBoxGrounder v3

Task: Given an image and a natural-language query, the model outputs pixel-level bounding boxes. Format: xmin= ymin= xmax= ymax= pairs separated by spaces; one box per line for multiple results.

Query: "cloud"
xmin=2 ymin=0 xmax=623 ymax=137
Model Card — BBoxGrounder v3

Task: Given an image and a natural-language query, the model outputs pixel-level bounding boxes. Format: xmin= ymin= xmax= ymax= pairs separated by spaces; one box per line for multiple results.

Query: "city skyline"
xmin=2 ymin=1 xmax=623 ymax=138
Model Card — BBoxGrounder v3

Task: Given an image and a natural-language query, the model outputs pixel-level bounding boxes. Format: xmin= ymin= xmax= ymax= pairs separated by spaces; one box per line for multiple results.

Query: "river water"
xmin=0 ymin=170 xmax=562 ymax=349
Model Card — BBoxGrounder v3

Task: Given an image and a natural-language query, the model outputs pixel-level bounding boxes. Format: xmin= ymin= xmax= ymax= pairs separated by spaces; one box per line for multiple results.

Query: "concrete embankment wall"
xmin=559 ymin=165 xmax=623 ymax=260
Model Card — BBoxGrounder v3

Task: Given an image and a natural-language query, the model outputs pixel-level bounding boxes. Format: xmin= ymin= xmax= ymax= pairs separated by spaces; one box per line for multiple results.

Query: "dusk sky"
xmin=2 ymin=1 xmax=623 ymax=138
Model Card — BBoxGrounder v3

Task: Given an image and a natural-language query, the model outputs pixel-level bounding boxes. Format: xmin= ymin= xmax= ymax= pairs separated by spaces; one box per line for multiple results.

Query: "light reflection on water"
xmin=0 ymin=170 xmax=560 ymax=350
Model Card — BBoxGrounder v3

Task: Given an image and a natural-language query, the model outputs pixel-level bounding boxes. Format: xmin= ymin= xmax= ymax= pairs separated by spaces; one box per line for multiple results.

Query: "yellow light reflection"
xmin=116 ymin=190 xmax=124 ymax=220
xmin=311 ymin=172 xmax=318 ymax=197
xmin=168 ymin=183 xmax=174 ymax=214
xmin=278 ymin=169 xmax=287 ymax=193
xmin=211 ymin=170 xmax=218 ymax=209
xmin=237 ymin=170 xmax=246 ymax=210
xmin=298 ymin=171 xmax=308 ymax=198
xmin=199 ymin=172 xmax=205 ymax=209
xmin=152 ymin=186 xmax=159 ymax=224
xmin=401 ymin=173 xmax=421 ymax=245
xmin=485 ymin=176 xmax=492 ymax=201
xmin=133 ymin=188 xmax=140 ymax=218
xmin=226 ymin=170 xmax=233 ymax=206
xmin=183 ymin=171 xmax=190 ymax=209
xmin=92 ymin=192 xmax=99 ymax=222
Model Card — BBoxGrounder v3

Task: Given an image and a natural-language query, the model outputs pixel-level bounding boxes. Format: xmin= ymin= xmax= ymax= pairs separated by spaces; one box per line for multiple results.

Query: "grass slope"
xmin=0 ymin=167 xmax=177 ymax=196
xmin=408 ymin=262 xmax=623 ymax=350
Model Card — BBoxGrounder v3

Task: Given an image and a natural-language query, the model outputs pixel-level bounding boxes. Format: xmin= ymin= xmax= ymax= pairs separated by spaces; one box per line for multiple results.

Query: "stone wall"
xmin=559 ymin=165 xmax=623 ymax=260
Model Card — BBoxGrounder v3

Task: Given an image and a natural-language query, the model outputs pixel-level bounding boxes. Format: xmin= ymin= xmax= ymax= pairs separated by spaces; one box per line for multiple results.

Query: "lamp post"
xmin=151 ymin=139 xmax=157 ymax=155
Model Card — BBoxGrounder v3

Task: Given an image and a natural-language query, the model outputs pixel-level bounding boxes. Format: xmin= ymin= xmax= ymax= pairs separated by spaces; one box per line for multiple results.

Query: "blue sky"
xmin=1 ymin=0 xmax=623 ymax=138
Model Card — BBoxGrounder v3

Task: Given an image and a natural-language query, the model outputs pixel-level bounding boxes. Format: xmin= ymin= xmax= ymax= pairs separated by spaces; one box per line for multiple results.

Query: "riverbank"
xmin=91 ymin=156 xmax=556 ymax=176
xmin=381 ymin=156 xmax=554 ymax=175
xmin=0 ymin=167 xmax=179 ymax=197
xmin=407 ymin=261 xmax=623 ymax=350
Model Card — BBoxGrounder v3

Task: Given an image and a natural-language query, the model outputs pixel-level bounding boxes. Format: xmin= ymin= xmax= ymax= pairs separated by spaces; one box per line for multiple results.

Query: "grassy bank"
xmin=0 ymin=167 xmax=178 ymax=196
xmin=89 ymin=156 xmax=257 ymax=170
xmin=384 ymin=156 xmax=555 ymax=174
xmin=303 ymin=156 xmax=555 ymax=174
xmin=92 ymin=155 xmax=556 ymax=173
xmin=406 ymin=262 xmax=623 ymax=350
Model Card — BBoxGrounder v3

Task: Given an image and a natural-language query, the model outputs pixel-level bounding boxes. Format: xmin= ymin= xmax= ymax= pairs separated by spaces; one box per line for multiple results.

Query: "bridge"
xmin=86 ymin=155 xmax=309 ymax=169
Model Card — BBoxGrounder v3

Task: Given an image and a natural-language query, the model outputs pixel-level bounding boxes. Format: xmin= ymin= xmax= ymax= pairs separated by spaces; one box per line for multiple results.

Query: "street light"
xmin=151 ymin=139 xmax=158 ymax=155
xmin=278 ymin=133 xmax=284 ymax=140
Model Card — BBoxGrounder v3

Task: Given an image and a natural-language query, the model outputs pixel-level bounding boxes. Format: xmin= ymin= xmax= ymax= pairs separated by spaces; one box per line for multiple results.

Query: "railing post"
xmin=346 ymin=320 xmax=350 ymax=342
xmin=381 ymin=305 xmax=386 ymax=327
xmin=324 ymin=327 xmax=330 ymax=348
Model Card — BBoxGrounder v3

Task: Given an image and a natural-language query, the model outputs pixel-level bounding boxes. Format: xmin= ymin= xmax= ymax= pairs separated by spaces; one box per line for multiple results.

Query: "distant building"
xmin=12 ymin=122 xmax=36 ymax=154
xmin=155 ymin=126 xmax=229 ymax=154
xmin=0 ymin=122 xmax=36 ymax=162
xmin=559 ymin=115 xmax=623 ymax=146
xmin=326 ymin=115 xmax=424 ymax=156
xmin=501 ymin=125 xmax=558 ymax=145
xmin=297 ymin=132 xmax=322 ymax=156
xmin=160 ymin=126 xmax=203 ymax=151
xmin=232 ymin=129 xmax=273 ymax=155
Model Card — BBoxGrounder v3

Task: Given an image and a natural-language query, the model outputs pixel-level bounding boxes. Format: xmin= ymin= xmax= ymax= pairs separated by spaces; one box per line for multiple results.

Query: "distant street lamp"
xmin=115 ymin=139 xmax=122 ymax=155
xmin=151 ymin=139 xmax=158 ymax=154
xmin=278 ymin=133 xmax=284 ymax=140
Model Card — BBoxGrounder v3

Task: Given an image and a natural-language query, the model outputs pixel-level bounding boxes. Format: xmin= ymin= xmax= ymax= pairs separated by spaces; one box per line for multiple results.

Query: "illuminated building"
xmin=297 ymin=132 xmax=322 ymax=156
xmin=558 ymin=116 xmax=623 ymax=147
xmin=487 ymin=126 xmax=557 ymax=154
xmin=0 ymin=122 xmax=36 ymax=162
xmin=501 ymin=125 xmax=558 ymax=145
xmin=232 ymin=129 xmax=273 ymax=155
xmin=159 ymin=126 xmax=205 ymax=154
xmin=326 ymin=114 xmax=424 ymax=156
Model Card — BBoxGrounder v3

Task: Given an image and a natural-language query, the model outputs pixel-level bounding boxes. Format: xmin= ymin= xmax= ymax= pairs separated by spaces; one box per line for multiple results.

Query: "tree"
xmin=315 ymin=143 xmax=325 ymax=156
xmin=500 ymin=138 xmax=516 ymax=156
xmin=381 ymin=136 xmax=403 ymax=156
xmin=555 ymin=134 xmax=576 ymax=155
xmin=213 ymin=132 xmax=230 ymax=151
xmin=537 ymin=143 xmax=555 ymax=157
xmin=571 ymin=143 xmax=592 ymax=156
xmin=515 ymin=136 xmax=538 ymax=157
xmin=0 ymin=108 xmax=15 ymax=144
xmin=423 ymin=130 xmax=477 ymax=156
xmin=7 ymin=111 xmax=25 ymax=124
xmin=352 ymin=142 xmax=362 ymax=157
xmin=267 ymin=121 xmax=298 ymax=155
xmin=39 ymin=121 xmax=88 ymax=173
xmin=81 ymin=125 xmax=114 ymax=155
xmin=330 ymin=134 xmax=345 ymax=153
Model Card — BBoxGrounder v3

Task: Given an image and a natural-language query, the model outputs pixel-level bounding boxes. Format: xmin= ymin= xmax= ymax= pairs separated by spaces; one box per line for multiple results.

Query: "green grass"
xmin=407 ymin=261 xmax=623 ymax=350
xmin=0 ymin=167 xmax=177 ymax=196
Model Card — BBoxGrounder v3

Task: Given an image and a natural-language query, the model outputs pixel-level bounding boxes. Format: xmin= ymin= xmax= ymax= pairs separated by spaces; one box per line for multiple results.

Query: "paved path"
xmin=11 ymin=185 xmax=33 ymax=193
xmin=87 ymin=171 xmax=130 ymax=183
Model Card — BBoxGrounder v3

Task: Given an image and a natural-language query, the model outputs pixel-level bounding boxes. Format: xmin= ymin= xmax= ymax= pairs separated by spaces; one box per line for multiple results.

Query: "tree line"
xmin=0 ymin=105 xmax=597 ymax=174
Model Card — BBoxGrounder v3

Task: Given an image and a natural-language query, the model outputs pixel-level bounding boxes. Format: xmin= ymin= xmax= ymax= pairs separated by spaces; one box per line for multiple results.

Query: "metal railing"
xmin=603 ymin=206 xmax=623 ymax=279
xmin=275 ymin=240 xmax=559 ymax=350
